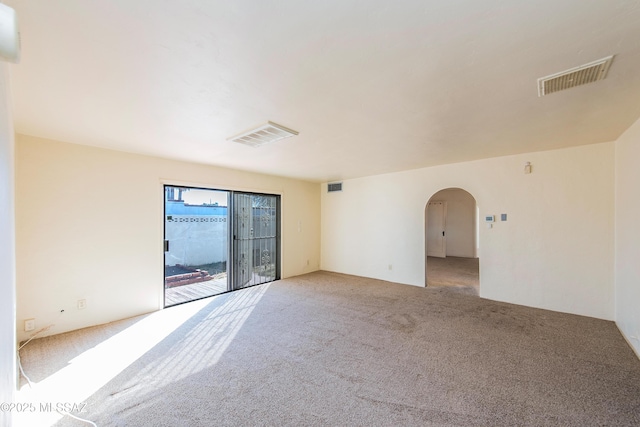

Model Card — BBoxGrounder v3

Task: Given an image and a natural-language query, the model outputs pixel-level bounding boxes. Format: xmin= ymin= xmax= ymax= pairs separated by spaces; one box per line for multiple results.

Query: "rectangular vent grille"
xmin=228 ymin=121 xmax=299 ymax=148
xmin=538 ymin=55 xmax=614 ymax=96
xmin=328 ymin=182 xmax=343 ymax=192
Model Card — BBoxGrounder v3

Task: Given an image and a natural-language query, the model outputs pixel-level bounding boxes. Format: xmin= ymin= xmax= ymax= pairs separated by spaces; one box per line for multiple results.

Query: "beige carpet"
xmin=426 ymin=256 xmax=479 ymax=295
xmin=17 ymin=271 xmax=640 ymax=426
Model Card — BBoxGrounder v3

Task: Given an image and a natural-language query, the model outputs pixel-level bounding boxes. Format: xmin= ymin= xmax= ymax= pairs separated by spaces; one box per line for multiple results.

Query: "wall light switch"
xmin=501 ymin=214 xmax=507 ymax=221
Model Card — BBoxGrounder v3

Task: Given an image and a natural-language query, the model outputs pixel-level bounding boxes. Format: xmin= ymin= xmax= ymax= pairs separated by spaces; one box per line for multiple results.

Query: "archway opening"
xmin=425 ymin=188 xmax=479 ymax=295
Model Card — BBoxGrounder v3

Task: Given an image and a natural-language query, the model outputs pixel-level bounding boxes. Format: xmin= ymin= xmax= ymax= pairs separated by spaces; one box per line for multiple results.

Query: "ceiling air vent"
xmin=537 ymin=55 xmax=614 ymax=97
xmin=228 ymin=121 xmax=298 ymax=148
xmin=328 ymin=182 xmax=343 ymax=193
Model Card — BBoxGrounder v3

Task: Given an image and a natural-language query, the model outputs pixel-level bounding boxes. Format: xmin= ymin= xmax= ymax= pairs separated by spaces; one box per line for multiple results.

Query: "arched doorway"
xmin=425 ymin=188 xmax=479 ymax=295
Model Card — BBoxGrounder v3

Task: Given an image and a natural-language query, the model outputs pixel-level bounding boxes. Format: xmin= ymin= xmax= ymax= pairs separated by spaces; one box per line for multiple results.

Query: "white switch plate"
xmin=24 ymin=318 xmax=35 ymax=332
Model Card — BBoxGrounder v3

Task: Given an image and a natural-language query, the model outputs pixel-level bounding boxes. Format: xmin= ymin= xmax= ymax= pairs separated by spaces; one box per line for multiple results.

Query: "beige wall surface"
xmin=322 ymin=142 xmax=615 ymax=320
xmin=427 ymin=188 xmax=476 ymax=258
xmin=15 ymin=135 xmax=321 ymax=342
xmin=0 ymin=63 xmax=16 ymax=427
xmin=615 ymin=116 xmax=640 ymax=357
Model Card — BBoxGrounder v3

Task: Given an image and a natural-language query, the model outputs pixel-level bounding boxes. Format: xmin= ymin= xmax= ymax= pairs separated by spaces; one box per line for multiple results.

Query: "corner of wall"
xmin=0 ymin=62 xmax=17 ymax=426
xmin=321 ymin=143 xmax=616 ymax=319
xmin=15 ymin=135 xmax=323 ymax=342
xmin=614 ymin=116 xmax=640 ymax=359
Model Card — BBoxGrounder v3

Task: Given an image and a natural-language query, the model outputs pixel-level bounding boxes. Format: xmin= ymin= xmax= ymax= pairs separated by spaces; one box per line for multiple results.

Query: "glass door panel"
xmin=164 ymin=186 xmax=229 ymax=307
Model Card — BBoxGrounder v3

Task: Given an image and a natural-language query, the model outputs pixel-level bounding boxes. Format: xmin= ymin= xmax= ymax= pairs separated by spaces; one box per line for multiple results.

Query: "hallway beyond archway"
xmin=426 ymin=256 xmax=479 ymax=296
xmin=425 ymin=187 xmax=479 ymax=294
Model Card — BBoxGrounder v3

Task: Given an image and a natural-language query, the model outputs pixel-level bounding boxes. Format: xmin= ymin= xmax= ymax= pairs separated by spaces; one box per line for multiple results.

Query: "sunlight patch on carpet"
xmin=15 ymin=284 xmax=270 ymax=426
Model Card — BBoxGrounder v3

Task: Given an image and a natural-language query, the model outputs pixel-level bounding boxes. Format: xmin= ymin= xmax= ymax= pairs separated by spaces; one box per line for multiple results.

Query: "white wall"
xmin=615 ymin=116 xmax=640 ymax=357
xmin=0 ymin=63 xmax=16 ymax=427
xmin=322 ymin=142 xmax=615 ymax=320
xmin=164 ymin=214 xmax=228 ymax=267
xmin=15 ymin=135 xmax=321 ymax=342
xmin=427 ymin=188 xmax=476 ymax=258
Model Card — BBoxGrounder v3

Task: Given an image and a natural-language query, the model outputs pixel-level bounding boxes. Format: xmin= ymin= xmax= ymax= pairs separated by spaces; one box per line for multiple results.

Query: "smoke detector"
xmin=228 ymin=121 xmax=299 ymax=148
xmin=537 ymin=55 xmax=614 ymax=97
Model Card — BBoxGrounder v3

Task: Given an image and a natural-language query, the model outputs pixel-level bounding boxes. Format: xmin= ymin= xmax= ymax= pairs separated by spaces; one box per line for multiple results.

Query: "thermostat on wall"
xmin=485 ymin=215 xmax=495 ymax=223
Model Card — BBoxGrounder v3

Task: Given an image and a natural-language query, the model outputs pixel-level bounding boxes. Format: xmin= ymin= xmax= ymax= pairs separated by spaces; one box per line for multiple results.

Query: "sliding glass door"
xmin=164 ymin=186 xmax=280 ymax=307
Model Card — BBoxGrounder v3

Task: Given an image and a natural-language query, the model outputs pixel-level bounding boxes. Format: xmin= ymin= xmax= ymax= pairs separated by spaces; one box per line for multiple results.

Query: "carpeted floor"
xmin=426 ymin=256 xmax=479 ymax=295
xmin=17 ymin=271 xmax=640 ymax=426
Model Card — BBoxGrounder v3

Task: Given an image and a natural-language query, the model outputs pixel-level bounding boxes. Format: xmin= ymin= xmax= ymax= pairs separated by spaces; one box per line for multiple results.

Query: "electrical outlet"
xmin=388 ymin=264 xmax=393 ymax=271
xmin=24 ymin=319 xmax=35 ymax=332
xmin=77 ymin=299 xmax=87 ymax=310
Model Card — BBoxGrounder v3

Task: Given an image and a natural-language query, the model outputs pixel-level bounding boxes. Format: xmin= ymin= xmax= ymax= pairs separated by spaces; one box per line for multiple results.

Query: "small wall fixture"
xmin=228 ymin=121 xmax=298 ymax=148
xmin=0 ymin=3 xmax=20 ymax=63
xmin=524 ymin=162 xmax=532 ymax=174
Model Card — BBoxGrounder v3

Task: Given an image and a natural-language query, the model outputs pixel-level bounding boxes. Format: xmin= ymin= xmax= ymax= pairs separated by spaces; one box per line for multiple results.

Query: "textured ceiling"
xmin=6 ymin=0 xmax=640 ymax=182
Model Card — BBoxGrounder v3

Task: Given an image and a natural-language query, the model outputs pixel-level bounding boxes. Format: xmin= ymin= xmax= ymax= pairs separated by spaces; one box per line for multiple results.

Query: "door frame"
xmin=161 ymin=182 xmax=281 ymax=308
xmin=424 ymin=187 xmax=480 ymax=289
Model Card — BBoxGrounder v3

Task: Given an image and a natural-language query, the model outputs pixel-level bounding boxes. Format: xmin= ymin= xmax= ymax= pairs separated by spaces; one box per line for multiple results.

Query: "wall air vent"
xmin=328 ymin=182 xmax=343 ymax=193
xmin=537 ymin=55 xmax=614 ymax=97
xmin=228 ymin=121 xmax=299 ymax=148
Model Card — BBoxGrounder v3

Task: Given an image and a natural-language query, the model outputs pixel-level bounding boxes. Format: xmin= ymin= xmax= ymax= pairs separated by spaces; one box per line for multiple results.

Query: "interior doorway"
xmin=425 ymin=188 xmax=479 ymax=295
xmin=426 ymin=201 xmax=447 ymax=257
